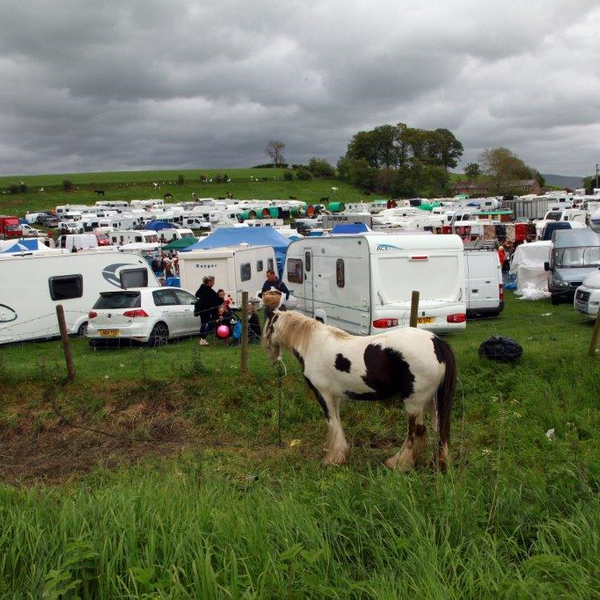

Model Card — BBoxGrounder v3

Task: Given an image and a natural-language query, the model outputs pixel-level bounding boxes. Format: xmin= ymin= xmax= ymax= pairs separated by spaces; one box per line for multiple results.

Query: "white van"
xmin=157 ymin=228 xmax=195 ymax=243
xmin=0 ymin=252 xmax=159 ymax=344
xmin=178 ymin=245 xmax=277 ymax=308
xmin=57 ymin=234 xmax=99 ymax=251
xmin=464 ymin=250 xmax=504 ymax=318
xmin=283 ymin=233 xmax=466 ymax=335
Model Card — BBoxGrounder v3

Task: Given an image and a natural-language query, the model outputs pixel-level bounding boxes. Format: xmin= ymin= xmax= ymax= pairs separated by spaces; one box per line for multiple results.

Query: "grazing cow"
xmin=94 ymin=189 xmax=105 ymax=196
xmin=319 ymin=196 xmax=329 ymax=203
xmin=262 ymin=292 xmax=456 ymax=471
xmin=289 ymin=196 xmax=298 ymax=200
xmin=331 ymin=186 xmax=339 ymax=193
xmin=363 ymin=191 xmax=371 ymax=196
xmin=163 ymin=192 xmax=173 ymax=199
xmin=153 ymin=182 xmax=160 ymax=189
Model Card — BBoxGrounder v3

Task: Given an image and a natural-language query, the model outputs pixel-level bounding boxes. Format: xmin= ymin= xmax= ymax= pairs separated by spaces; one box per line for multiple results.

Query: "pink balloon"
xmin=217 ymin=325 xmax=230 ymax=338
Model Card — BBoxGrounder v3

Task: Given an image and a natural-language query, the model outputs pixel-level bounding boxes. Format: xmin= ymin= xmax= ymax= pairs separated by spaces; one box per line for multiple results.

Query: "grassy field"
xmin=0 ymin=168 xmax=386 ymax=217
xmin=1 ymin=293 xmax=600 ymax=597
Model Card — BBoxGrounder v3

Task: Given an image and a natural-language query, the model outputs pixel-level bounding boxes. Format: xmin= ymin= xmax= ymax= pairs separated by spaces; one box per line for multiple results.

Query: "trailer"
xmin=283 ymin=233 xmax=466 ymax=335
xmin=0 ymin=252 xmax=160 ymax=344
xmin=178 ymin=245 xmax=276 ymax=308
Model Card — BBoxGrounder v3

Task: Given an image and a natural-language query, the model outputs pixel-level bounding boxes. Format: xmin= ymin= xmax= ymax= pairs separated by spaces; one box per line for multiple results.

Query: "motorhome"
xmin=0 ymin=252 xmax=159 ymax=344
xmin=464 ymin=250 xmax=504 ymax=317
xmin=282 ymin=233 xmax=466 ymax=335
xmin=178 ymin=245 xmax=277 ymax=307
xmin=545 ymin=228 xmax=600 ymax=304
xmin=535 ymin=208 xmax=587 ymax=238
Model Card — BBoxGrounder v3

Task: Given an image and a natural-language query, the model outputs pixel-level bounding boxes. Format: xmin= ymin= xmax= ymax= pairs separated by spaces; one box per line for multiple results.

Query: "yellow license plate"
xmin=99 ymin=329 xmax=120 ymax=337
xmin=417 ymin=317 xmax=435 ymax=324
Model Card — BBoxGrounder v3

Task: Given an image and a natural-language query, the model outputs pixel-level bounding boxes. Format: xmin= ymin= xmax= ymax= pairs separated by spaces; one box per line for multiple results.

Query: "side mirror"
xmin=544 ymin=261 xmax=550 ymax=272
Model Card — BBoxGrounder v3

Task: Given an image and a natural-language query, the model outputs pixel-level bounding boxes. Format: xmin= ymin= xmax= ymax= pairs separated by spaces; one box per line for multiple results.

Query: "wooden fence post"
xmin=409 ymin=291 xmax=420 ymax=328
xmin=56 ymin=304 xmax=76 ymax=381
xmin=241 ymin=291 xmax=249 ymax=374
xmin=588 ymin=302 xmax=600 ymax=357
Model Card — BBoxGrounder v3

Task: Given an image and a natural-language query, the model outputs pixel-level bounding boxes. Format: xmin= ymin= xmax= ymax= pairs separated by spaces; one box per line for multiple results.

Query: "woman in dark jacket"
xmin=195 ymin=275 xmax=220 ymax=346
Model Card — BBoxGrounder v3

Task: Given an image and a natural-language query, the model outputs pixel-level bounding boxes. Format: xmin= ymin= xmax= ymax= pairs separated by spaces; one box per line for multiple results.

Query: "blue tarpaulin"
xmin=143 ymin=221 xmax=176 ymax=231
xmin=181 ymin=227 xmax=291 ymax=274
xmin=330 ymin=223 xmax=370 ymax=235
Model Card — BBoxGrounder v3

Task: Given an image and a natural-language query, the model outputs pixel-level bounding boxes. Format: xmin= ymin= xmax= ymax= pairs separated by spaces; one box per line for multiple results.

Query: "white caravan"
xmin=464 ymin=250 xmax=504 ymax=317
xmin=109 ymin=230 xmax=160 ymax=245
xmin=178 ymin=245 xmax=277 ymax=308
xmin=0 ymin=252 xmax=159 ymax=344
xmin=283 ymin=233 xmax=466 ymax=335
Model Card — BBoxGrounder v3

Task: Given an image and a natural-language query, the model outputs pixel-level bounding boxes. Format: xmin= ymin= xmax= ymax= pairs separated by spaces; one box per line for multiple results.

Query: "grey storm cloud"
xmin=0 ymin=0 xmax=599 ymax=176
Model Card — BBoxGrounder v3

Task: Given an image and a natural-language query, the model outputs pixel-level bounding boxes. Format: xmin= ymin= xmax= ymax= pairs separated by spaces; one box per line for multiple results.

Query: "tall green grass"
xmin=2 ymin=294 xmax=600 ymax=596
xmin=1 ymin=456 xmax=599 ymax=598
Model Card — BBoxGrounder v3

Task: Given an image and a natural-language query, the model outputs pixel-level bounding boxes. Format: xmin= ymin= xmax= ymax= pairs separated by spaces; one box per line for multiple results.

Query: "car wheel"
xmin=149 ymin=322 xmax=169 ymax=347
xmin=77 ymin=321 xmax=88 ymax=337
xmin=551 ymin=295 xmax=560 ymax=306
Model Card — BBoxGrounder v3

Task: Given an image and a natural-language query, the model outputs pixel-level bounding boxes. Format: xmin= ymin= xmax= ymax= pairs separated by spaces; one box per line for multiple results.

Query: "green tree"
xmin=307 ymin=157 xmax=335 ymax=178
xmin=464 ymin=163 xmax=481 ymax=179
xmin=296 ymin=167 xmax=312 ymax=181
xmin=429 ymin=128 xmax=464 ymax=171
xmin=478 ymin=147 xmax=531 ymax=193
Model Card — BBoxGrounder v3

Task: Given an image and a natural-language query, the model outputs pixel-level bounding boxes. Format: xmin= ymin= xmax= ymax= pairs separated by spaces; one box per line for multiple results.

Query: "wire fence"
xmin=1 ymin=307 xmax=597 ymax=380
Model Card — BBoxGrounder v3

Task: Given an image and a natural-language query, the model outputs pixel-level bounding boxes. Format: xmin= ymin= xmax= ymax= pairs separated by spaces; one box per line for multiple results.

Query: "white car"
xmin=20 ymin=223 xmax=44 ymax=237
xmin=87 ymin=287 xmax=199 ymax=346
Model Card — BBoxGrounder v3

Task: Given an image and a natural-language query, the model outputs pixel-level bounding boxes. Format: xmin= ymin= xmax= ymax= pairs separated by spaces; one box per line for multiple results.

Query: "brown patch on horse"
xmin=262 ymin=290 xmax=282 ymax=311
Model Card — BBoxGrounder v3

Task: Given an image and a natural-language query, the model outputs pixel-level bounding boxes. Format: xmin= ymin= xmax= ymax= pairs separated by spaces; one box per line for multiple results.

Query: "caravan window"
xmin=49 ymin=275 xmax=83 ymax=301
xmin=134 ymin=235 xmax=142 ymax=243
xmin=268 ymin=258 xmax=274 ymax=272
xmin=336 ymin=259 xmax=345 ymax=287
xmin=120 ymin=268 xmax=148 ymax=289
xmin=287 ymin=259 xmax=303 ymax=284
xmin=304 ymin=251 xmax=311 ymax=272
xmin=257 ymin=260 xmax=264 ymax=273
xmin=240 ymin=263 xmax=252 ymax=282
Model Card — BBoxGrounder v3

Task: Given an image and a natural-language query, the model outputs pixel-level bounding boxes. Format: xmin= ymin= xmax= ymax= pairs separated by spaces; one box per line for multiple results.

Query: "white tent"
xmin=510 ymin=240 xmax=553 ymax=299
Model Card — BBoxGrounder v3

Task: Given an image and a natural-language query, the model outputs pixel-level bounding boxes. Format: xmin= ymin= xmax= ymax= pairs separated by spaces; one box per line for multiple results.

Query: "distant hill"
xmin=541 ymin=174 xmax=584 ymax=189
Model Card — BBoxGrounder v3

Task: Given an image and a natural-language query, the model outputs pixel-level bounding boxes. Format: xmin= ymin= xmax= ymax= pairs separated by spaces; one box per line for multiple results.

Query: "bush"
xmin=308 ymin=157 xmax=335 ymax=179
xmin=291 ymin=164 xmax=305 ymax=170
xmin=199 ymin=174 xmax=207 ymax=182
xmin=296 ymin=168 xmax=312 ymax=181
xmin=62 ymin=180 xmax=74 ymax=191
xmin=177 ymin=175 xmax=185 ymax=185
xmin=8 ymin=184 xmax=19 ymax=194
xmin=283 ymin=170 xmax=294 ymax=181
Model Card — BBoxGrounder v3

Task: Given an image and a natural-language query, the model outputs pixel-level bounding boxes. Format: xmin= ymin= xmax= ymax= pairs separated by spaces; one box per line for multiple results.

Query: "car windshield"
xmin=553 ymin=247 xmax=600 ymax=268
xmin=546 ymin=211 xmax=562 ymax=221
xmin=93 ymin=292 xmax=141 ymax=309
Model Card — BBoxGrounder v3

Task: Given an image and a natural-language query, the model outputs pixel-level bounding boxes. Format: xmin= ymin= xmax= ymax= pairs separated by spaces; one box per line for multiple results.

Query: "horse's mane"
xmin=276 ymin=310 xmax=352 ymax=352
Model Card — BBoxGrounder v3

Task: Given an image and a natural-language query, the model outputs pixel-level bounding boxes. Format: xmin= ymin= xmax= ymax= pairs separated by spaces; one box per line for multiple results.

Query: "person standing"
xmin=259 ymin=269 xmax=290 ymax=318
xmin=195 ymin=275 xmax=220 ymax=346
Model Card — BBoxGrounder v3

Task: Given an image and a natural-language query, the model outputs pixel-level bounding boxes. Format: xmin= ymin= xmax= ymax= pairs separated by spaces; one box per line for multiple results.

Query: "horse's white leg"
xmin=323 ymin=395 xmax=350 ymax=466
xmin=385 ymin=412 xmax=427 ymax=471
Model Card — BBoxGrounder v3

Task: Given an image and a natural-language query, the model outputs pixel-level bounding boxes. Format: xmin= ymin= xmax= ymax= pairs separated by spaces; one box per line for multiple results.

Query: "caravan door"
xmin=303 ymin=249 xmax=314 ymax=315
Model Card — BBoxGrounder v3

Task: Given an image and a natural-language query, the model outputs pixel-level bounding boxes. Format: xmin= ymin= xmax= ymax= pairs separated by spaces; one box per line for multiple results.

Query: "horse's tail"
xmin=435 ymin=338 xmax=456 ymax=472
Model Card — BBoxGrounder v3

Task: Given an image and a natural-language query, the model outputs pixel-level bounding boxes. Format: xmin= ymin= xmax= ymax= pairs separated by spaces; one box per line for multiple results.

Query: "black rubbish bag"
xmin=478 ymin=336 xmax=523 ymax=362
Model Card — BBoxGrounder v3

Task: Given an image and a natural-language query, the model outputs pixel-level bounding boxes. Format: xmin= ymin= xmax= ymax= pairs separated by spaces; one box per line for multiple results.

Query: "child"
xmin=247 ymin=303 xmax=261 ymax=342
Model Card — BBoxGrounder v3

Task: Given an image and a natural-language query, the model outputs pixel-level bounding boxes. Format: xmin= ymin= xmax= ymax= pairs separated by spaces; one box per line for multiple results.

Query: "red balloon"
xmin=217 ymin=325 xmax=230 ymax=338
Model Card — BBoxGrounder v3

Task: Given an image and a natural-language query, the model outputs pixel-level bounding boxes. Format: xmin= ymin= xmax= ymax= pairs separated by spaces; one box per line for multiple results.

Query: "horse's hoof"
xmin=385 ymin=456 xmax=412 ymax=472
xmin=323 ymin=450 xmax=349 ymax=466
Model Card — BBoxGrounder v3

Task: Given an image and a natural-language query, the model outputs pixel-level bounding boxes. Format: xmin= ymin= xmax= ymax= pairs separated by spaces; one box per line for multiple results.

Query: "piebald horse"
xmin=262 ymin=291 xmax=456 ymax=471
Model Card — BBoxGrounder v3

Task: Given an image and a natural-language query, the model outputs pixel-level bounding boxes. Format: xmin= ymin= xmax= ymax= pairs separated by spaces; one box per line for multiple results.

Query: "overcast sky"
xmin=1 ymin=0 xmax=599 ymax=176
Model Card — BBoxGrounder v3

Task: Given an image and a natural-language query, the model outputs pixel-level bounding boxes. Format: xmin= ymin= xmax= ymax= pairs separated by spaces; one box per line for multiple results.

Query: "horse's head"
xmin=263 ymin=311 xmax=285 ymax=362
xmin=261 ymin=290 xmax=283 ymax=311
